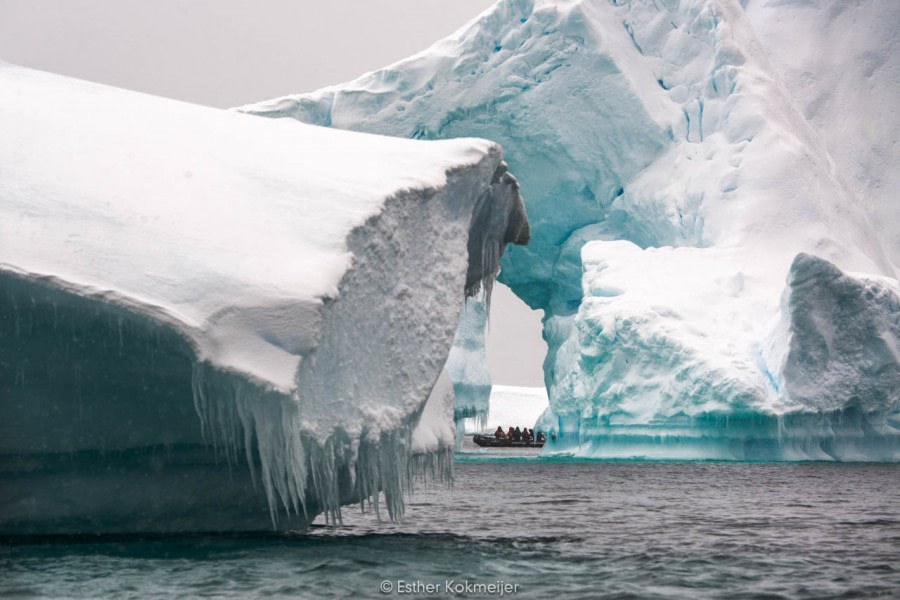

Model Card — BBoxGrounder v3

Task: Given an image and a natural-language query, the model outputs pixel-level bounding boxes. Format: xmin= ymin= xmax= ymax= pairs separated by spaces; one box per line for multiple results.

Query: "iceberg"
xmin=242 ymin=0 xmax=900 ymax=460
xmin=0 ymin=62 xmax=528 ymax=533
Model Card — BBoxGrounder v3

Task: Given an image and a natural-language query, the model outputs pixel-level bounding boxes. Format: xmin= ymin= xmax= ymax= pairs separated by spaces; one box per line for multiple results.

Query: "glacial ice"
xmin=446 ymin=298 xmax=493 ymax=436
xmin=0 ymin=62 xmax=528 ymax=533
xmin=242 ymin=0 xmax=900 ymax=460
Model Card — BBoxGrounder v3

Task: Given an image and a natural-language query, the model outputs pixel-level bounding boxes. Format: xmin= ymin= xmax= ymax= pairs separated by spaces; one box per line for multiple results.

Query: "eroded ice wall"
xmin=0 ymin=63 xmax=527 ymax=533
xmin=241 ymin=0 xmax=899 ymax=460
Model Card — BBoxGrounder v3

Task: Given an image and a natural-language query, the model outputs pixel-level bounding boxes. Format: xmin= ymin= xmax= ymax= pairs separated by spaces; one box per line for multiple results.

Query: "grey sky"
xmin=0 ymin=0 xmax=497 ymax=108
xmin=0 ymin=0 xmax=547 ymax=386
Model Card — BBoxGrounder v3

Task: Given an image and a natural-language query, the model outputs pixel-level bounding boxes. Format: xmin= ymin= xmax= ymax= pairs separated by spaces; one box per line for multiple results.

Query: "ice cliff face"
xmin=243 ymin=0 xmax=899 ymax=460
xmin=0 ymin=63 xmax=527 ymax=533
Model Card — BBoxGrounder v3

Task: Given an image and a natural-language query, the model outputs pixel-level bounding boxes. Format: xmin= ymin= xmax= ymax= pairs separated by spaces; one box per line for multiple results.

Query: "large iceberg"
xmin=242 ymin=0 xmax=899 ymax=460
xmin=0 ymin=62 xmax=528 ymax=533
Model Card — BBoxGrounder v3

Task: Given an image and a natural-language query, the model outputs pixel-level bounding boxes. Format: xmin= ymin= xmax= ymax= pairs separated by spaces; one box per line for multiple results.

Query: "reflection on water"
xmin=3 ymin=459 xmax=899 ymax=599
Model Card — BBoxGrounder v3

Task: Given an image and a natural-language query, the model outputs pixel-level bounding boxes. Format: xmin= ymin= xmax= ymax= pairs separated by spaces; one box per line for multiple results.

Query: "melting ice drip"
xmin=189 ymin=364 xmax=458 ymax=526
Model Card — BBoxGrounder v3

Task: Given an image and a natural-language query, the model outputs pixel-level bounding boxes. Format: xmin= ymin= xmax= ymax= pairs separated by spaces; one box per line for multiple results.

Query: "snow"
xmin=0 ymin=62 xmax=505 ymax=393
xmin=744 ymin=0 xmax=900 ymax=269
xmin=776 ymin=254 xmax=900 ymax=416
xmin=0 ymin=62 xmax=528 ymax=532
xmin=242 ymin=0 xmax=899 ymax=461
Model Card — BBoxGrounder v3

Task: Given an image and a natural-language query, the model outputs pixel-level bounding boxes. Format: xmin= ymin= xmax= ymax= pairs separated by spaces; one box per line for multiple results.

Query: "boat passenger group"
xmin=494 ymin=426 xmax=546 ymax=444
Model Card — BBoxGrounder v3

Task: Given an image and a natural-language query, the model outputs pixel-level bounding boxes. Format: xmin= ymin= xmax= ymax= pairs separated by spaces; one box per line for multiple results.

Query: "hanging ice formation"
xmin=446 ymin=299 xmax=492 ymax=442
xmin=0 ymin=62 xmax=528 ymax=534
xmin=241 ymin=0 xmax=900 ymax=460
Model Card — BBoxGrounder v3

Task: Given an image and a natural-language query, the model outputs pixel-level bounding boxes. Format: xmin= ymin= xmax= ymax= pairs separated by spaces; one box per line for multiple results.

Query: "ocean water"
xmin=2 ymin=456 xmax=899 ymax=599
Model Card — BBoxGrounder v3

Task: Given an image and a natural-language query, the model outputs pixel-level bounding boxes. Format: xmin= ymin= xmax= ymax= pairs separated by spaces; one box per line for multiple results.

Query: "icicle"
xmin=190 ymin=363 xmax=209 ymax=441
xmin=189 ymin=361 xmax=456 ymax=528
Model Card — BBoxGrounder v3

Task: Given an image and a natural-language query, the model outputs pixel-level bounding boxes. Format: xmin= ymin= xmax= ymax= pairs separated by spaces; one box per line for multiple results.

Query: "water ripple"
xmin=2 ymin=461 xmax=899 ymax=598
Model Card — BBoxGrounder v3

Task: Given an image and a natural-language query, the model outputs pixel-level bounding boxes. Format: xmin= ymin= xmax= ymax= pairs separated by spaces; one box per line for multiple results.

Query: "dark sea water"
xmin=3 ymin=456 xmax=899 ymax=599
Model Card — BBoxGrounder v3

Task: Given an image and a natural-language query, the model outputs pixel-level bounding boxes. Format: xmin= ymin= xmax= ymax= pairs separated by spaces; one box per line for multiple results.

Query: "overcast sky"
xmin=0 ymin=0 xmax=547 ymax=386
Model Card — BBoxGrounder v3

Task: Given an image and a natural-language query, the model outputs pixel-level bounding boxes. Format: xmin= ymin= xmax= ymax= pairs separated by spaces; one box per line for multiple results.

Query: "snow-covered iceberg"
xmin=242 ymin=0 xmax=900 ymax=460
xmin=0 ymin=62 xmax=528 ymax=533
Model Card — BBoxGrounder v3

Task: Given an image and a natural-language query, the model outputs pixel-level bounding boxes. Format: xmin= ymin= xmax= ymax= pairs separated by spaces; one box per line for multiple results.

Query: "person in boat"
xmin=495 ymin=426 xmax=507 ymax=439
xmin=536 ymin=431 xmax=546 ymax=443
xmin=514 ymin=426 xmax=522 ymax=441
xmin=507 ymin=426 xmax=516 ymax=441
xmin=526 ymin=428 xmax=535 ymax=442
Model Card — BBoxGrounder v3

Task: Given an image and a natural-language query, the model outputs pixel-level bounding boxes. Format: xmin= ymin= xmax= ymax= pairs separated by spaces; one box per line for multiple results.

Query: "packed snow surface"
xmin=744 ymin=0 xmax=900 ymax=268
xmin=0 ymin=62 xmax=528 ymax=533
xmin=244 ymin=0 xmax=899 ymax=460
